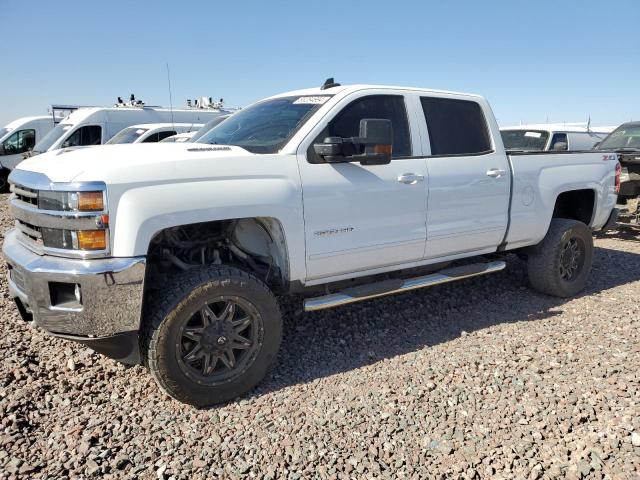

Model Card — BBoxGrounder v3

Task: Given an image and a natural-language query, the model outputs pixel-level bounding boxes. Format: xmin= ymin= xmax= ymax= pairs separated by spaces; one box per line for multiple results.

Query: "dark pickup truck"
xmin=596 ymin=122 xmax=640 ymax=227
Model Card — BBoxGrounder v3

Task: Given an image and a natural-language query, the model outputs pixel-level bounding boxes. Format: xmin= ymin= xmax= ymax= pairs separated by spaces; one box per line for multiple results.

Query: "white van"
xmin=32 ymin=102 xmax=230 ymax=155
xmin=106 ymin=123 xmax=203 ymax=144
xmin=0 ymin=116 xmax=54 ymax=173
xmin=500 ymin=124 xmax=614 ymax=152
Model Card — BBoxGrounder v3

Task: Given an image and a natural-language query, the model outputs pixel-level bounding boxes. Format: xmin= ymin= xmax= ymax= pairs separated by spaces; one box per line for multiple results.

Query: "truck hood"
xmin=15 ymin=143 xmax=253 ymax=184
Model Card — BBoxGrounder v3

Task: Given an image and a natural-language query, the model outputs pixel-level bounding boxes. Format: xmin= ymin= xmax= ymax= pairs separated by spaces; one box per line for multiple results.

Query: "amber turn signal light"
xmin=373 ymin=144 xmax=393 ymax=155
xmin=77 ymin=230 xmax=107 ymax=250
xmin=78 ymin=191 xmax=104 ymax=211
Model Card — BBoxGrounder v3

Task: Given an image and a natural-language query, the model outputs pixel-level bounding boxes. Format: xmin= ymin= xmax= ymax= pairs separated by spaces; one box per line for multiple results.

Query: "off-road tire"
xmin=143 ymin=265 xmax=282 ymax=407
xmin=527 ymin=218 xmax=593 ymax=297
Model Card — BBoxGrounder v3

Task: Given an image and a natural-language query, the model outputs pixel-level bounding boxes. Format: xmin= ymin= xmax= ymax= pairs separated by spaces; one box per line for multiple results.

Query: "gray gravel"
xmin=0 ymin=193 xmax=638 ymax=479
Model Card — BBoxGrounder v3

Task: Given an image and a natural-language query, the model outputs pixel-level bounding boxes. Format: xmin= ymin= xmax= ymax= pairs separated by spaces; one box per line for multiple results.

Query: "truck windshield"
xmin=34 ymin=123 xmax=73 ymax=153
xmin=106 ymin=127 xmax=149 ymax=144
xmin=501 ymin=130 xmax=550 ymax=151
xmin=190 ymin=115 xmax=230 ymax=142
xmin=199 ymin=96 xmax=332 ymax=153
xmin=597 ymin=125 xmax=640 ymax=150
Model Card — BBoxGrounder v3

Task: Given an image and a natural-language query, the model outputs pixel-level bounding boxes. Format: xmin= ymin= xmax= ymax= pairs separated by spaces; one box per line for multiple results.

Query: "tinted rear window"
xmin=420 ymin=97 xmax=491 ymax=155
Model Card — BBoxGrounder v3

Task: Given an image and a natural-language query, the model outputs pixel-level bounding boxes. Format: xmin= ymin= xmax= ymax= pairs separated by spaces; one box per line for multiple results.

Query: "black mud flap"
xmin=55 ymin=331 xmax=141 ymax=365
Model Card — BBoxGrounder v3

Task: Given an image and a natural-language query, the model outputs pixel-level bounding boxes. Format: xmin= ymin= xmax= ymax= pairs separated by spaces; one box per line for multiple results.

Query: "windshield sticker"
xmin=293 ymin=96 xmax=330 ymax=105
xmin=524 ymin=131 xmax=542 ymax=138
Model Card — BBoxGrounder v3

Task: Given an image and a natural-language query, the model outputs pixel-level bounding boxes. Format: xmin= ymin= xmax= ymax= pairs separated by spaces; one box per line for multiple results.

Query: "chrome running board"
xmin=304 ymin=260 xmax=506 ymax=312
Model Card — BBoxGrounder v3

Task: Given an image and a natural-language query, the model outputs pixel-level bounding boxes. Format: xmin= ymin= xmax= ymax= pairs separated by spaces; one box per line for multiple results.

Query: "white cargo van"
xmin=31 ymin=101 xmax=230 ymax=155
xmin=106 ymin=123 xmax=203 ymax=144
xmin=500 ymin=124 xmax=614 ymax=152
xmin=0 ymin=116 xmax=54 ymax=174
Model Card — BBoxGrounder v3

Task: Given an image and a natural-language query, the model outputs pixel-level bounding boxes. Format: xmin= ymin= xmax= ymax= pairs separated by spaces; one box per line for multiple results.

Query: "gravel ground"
xmin=0 ymin=193 xmax=638 ymax=479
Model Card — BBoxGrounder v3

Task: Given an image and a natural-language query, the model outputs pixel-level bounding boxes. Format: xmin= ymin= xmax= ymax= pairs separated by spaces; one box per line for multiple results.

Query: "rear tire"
xmin=527 ymin=218 xmax=593 ymax=297
xmin=0 ymin=169 xmax=10 ymax=193
xmin=143 ymin=265 xmax=282 ymax=407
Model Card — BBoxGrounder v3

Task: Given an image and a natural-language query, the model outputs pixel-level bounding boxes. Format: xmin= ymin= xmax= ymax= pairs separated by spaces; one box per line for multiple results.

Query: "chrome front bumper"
xmin=3 ymin=229 xmax=146 ymax=362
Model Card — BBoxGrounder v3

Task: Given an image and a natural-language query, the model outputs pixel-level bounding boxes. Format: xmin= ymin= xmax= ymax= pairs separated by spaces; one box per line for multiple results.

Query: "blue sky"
xmin=0 ymin=0 xmax=638 ymax=127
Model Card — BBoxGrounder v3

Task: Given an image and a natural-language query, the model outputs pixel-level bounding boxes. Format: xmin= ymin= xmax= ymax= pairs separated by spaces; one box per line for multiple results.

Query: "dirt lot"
xmin=0 ymin=193 xmax=638 ymax=479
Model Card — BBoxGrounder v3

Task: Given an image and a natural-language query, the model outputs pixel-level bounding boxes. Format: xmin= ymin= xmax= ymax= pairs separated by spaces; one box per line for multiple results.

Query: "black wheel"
xmin=0 ymin=169 xmax=9 ymax=193
xmin=143 ymin=266 xmax=282 ymax=407
xmin=527 ymin=218 xmax=594 ymax=297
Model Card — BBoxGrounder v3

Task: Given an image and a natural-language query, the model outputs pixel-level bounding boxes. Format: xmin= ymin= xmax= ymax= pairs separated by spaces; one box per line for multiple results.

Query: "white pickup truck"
xmin=3 ymin=81 xmax=620 ymax=406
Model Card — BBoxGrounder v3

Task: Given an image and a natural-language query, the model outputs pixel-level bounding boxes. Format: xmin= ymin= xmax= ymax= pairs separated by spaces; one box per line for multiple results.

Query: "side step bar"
xmin=304 ymin=260 xmax=506 ymax=312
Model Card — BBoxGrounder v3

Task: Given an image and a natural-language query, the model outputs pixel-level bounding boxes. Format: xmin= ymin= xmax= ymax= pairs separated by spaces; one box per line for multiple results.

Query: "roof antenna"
xmin=321 ymin=77 xmax=340 ymax=90
xmin=166 ymin=63 xmax=175 ymax=129
xmin=586 ymin=115 xmax=591 ymax=132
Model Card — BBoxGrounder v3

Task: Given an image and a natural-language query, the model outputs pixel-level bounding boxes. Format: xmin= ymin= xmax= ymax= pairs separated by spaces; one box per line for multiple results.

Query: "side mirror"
xmin=356 ymin=118 xmax=392 ymax=165
xmin=312 ymin=118 xmax=393 ymax=165
xmin=313 ymin=137 xmax=347 ymax=163
xmin=0 ymin=144 xmax=5 ymax=156
xmin=552 ymin=141 xmax=568 ymax=151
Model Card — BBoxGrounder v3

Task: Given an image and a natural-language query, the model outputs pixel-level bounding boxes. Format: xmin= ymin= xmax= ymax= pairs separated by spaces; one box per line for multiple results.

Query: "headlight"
xmin=38 ymin=190 xmax=105 ymax=212
xmin=40 ymin=228 xmax=108 ymax=251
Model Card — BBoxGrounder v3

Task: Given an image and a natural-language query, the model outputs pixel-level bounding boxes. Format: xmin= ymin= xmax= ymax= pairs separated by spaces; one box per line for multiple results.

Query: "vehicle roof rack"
xmin=321 ymin=77 xmax=341 ymax=90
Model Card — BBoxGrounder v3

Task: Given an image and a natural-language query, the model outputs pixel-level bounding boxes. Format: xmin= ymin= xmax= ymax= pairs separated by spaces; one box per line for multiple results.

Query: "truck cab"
xmin=500 ymin=124 xmax=613 ymax=152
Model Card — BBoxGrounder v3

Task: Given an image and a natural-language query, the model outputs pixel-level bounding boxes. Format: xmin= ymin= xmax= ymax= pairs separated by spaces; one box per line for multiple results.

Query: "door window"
xmin=420 ymin=97 xmax=492 ymax=155
xmin=142 ymin=133 xmax=160 ymax=143
xmin=62 ymin=125 xmax=102 ymax=147
xmin=308 ymin=95 xmax=411 ymax=162
xmin=549 ymin=133 xmax=568 ymax=151
xmin=157 ymin=130 xmax=176 ymax=142
xmin=1 ymin=129 xmax=35 ymax=155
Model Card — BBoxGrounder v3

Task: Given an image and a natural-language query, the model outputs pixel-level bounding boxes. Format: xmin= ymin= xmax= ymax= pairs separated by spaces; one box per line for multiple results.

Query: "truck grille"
xmin=8 ymin=172 xmax=109 ymax=258
xmin=12 ymin=184 xmax=39 ymax=207
xmin=16 ymin=219 xmax=43 ymax=244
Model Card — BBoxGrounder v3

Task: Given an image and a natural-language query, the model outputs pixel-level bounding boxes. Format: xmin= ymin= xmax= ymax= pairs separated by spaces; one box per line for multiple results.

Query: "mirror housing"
xmin=312 ymin=118 xmax=393 ymax=165
xmin=313 ymin=137 xmax=347 ymax=163
xmin=552 ymin=141 xmax=568 ymax=151
xmin=0 ymin=143 xmax=5 ymax=156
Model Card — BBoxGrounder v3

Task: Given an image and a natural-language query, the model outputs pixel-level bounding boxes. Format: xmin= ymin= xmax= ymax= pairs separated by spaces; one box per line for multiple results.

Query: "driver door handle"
xmin=397 ymin=173 xmax=425 ymax=185
xmin=486 ymin=168 xmax=506 ymax=178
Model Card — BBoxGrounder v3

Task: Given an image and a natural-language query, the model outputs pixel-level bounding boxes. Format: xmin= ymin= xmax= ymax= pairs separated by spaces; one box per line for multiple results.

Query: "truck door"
xmin=417 ymin=95 xmax=510 ymax=259
xmin=297 ymin=92 xmax=428 ymax=281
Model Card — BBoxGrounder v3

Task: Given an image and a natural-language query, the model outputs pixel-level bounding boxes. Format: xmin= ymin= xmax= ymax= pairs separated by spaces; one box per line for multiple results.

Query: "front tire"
xmin=143 ymin=266 xmax=282 ymax=407
xmin=527 ymin=218 xmax=594 ymax=297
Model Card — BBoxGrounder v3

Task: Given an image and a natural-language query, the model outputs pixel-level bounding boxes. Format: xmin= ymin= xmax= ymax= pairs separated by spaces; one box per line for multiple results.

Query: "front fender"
xmin=109 ymin=177 xmax=306 ymax=282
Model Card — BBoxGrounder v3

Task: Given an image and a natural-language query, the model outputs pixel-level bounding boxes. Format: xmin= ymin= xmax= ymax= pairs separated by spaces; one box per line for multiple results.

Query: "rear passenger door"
xmin=417 ymin=95 xmax=511 ymax=259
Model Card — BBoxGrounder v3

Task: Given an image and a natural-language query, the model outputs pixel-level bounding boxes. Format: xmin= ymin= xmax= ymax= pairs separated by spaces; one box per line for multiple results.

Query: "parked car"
xmin=106 ymin=123 xmax=203 ymax=145
xmin=160 ymin=131 xmax=198 ymax=143
xmin=0 ymin=116 xmax=55 ymax=189
xmin=500 ymin=124 xmax=613 ymax=151
xmin=3 ymin=80 xmax=619 ymax=406
xmin=30 ymin=99 xmax=230 ymax=156
xmin=596 ymin=121 xmax=640 ymax=227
